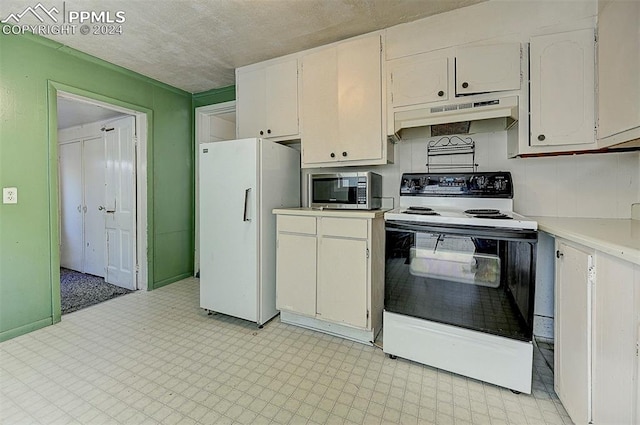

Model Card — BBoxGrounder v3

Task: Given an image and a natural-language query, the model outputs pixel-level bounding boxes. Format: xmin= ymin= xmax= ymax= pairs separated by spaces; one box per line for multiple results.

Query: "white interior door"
xmin=104 ymin=116 xmax=136 ymax=290
xmin=59 ymin=142 xmax=83 ymax=271
xmin=83 ymin=136 xmax=105 ymax=277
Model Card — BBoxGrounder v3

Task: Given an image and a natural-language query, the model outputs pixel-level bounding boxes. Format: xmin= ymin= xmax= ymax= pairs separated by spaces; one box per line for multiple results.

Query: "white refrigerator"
xmin=199 ymin=138 xmax=300 ymax=326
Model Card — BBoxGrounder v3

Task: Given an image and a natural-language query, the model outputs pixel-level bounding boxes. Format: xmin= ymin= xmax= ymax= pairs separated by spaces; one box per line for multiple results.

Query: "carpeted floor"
xmin=60 ymin=268 xmax=133 ymax=314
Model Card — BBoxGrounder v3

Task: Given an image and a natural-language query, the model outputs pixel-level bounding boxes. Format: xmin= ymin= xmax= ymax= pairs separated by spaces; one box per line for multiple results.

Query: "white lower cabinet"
xmin=274 ymin=211 xmax=384 ymax=344
xmin=555 ymin=240 xmax=592 ymax=425
xmin=554 ymin=238 xmax=640 ymax=425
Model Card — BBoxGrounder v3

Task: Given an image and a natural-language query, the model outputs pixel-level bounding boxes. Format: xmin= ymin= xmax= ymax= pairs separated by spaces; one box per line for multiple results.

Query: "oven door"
xmin=385 ymin=221 xmax=537 ymax=341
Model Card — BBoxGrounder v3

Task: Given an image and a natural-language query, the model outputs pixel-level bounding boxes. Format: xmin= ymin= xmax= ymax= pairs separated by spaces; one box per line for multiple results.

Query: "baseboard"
xmin=0 ymin=318 xmax=53 ymax=342
xmin=152 ymin=272 xmax=193 ymax=290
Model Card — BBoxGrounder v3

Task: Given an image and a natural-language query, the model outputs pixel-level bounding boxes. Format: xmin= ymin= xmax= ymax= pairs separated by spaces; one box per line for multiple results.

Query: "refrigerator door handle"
xmin=243 ymin=188 xmax=251 ymax=222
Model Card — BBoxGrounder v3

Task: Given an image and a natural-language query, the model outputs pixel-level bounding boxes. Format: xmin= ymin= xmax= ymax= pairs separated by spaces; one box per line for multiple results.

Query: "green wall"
xmin=193 ymin=85 xmax=235 ymax=109
xmin=0 ymin=32 xmax=194 ymax=341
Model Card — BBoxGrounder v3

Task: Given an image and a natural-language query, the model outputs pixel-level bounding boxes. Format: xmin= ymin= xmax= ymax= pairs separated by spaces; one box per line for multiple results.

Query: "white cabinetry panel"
xmin=388 ymin=54 xmax=448 ymax=107
xmin=317 ymin=236 xmax=368 ymax=328
xmin=301 ymin=34 xmax=387 ymax=167
xmin=275 ymin=212 xmax=384 ymax=344
xmin=276 ymin=232 xmax=316 ymax=317
xmin=597 ymin=0 xmax=640 ymax=146
xmin=237 ymin=58 xmax=299 ymax=141
xmin=455 ymin=43 xmax=521 ymax=95
xmin=555 ymin=240 xmax=592 ymax=425
xmin=530 ymin=29 xmax=595 ymax=147
xmin=592 ymin=254 xmax=639 ymax=425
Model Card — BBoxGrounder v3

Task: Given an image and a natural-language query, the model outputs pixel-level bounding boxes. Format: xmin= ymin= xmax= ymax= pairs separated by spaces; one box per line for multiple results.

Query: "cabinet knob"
xmin=342 ymin=152 xmax=347 ymax=157
xmin=438 ymin=90 xmax=444 ymax=97
xmin=259 ymin=130 xmax=264 ymax=136
xmin=267 ymin=129 xmax=271 ymax=134
xmin=556 ymin=250 xmax=563 ymax=259
xmin=330 ymin=152 xmax=335 ymax=158
xmin=462 ymin=82 xmax=469 ymax=89
xmin=538 ymin=134 xmax=546 ymax=141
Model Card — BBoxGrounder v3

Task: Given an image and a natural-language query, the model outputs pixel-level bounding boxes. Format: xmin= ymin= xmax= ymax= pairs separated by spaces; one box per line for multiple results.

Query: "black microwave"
xmin=308 ymin=172 xmax=382 ymax=210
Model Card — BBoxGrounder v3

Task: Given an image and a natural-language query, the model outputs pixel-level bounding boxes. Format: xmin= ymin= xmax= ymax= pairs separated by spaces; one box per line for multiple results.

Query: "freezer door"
xmin=199 ymin=138 xmax=259 ymax=322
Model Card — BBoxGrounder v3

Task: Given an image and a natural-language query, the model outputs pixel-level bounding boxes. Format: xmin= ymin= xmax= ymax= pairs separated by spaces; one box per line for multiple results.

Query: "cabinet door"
xmin=389 ymin=54 xmax=448 ymax=107
xmin=597 ymin=1 xmax=640 ymax=142
xmin=276 ymin=232 xmax=317 ymax=317
xmin=300 ymin=46 xmax=340 ymax=164
xmin=530 ymin=29 xmax=595 ymax=147
xmin=237 ymin=67 xmax=266 ymax=139
xmin=265 ymin=59 xmax=299 ymax=139
xmin=337 ymin=35 xmax=383 ymax=162
xmin=455 ymin=43 xmax=521 ymax=95
xmin=592 ymin=254 xmax=639 ymax=425
xmin=555 ymin=241 xmax=592 ymax=425
xmin=317 ymin=236 xmax=368 ymax=328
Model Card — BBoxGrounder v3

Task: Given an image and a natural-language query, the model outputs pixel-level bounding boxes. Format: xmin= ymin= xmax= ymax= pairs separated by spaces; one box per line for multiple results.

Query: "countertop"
xmin=531 ymin=216 xmax=640 ymax=266
xmin=273 ymin=207 xmax=388 ymax=219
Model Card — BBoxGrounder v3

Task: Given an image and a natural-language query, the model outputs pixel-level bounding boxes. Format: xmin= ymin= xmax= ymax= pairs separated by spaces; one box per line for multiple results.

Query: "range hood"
xmin=392 ymin=95 xmax=519 ymax=136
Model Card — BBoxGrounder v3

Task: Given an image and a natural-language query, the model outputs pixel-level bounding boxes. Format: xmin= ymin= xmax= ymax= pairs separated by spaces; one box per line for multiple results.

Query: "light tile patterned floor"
xmin=0 ymin=277 xmax=572 ymax=425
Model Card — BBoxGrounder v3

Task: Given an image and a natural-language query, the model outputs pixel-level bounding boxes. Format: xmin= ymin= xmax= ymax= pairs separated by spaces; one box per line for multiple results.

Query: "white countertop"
xmin=531 ymin=216 xmax=640 ymax=266
xmin=273 ymin=207 xmax=388 ymax=219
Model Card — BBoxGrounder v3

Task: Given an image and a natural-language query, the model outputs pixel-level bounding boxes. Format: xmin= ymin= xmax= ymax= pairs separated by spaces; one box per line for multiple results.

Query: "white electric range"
xmin=383 ymin=172 xmax=538 ymax=394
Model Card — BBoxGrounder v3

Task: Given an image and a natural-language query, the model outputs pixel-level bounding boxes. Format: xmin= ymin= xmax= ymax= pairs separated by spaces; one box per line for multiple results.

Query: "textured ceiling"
xmin=1 ymin=0 xmax=486 ymax=93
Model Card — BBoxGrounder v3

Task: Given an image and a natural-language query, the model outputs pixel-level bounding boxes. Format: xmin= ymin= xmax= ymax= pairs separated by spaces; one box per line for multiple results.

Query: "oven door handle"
xmin=385 ymin=220 xmax=538 ymax=242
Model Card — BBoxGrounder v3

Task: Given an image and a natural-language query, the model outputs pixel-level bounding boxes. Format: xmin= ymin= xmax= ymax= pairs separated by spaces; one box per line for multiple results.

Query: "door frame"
xmin=194 ymin=100 xmax=236 ymax=275
xmin=48 ymin=81 xmax=150 ymax=323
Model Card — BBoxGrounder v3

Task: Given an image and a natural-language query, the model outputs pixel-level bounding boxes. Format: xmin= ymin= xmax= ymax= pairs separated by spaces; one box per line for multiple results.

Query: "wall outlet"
xmin=3 ymin=187 xmax=18 ymax=204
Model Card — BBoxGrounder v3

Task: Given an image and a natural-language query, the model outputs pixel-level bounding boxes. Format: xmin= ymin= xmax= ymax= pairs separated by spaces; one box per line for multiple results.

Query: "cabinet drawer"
xmin=278 ymin=215 xmax=316 ymax=235
xmin=321 ymin=217 xmax=368 ymax=239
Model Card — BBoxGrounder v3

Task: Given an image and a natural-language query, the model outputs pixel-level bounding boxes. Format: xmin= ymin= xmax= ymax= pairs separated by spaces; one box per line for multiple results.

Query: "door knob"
xmin=98 ymin=206 xmax=105 ymax=211
xmin=462 ymin=82 xmax=469 ymax=88
xmin=438 ymin=90 xmax=444 ymax=97
xmin=342 ymin=152 xmax=347 ymax=157
xmin=330 ymin=152 xmax=335 ymax=158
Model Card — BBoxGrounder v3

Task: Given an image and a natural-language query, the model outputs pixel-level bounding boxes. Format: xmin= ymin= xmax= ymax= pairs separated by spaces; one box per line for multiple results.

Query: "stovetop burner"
xmin=473 ymin=214 xmax=512 ymax=219
xmin=465 ymin=209 xmax=501 ymax=215
xmin=403 ymin=210 xmax=440 ymax=216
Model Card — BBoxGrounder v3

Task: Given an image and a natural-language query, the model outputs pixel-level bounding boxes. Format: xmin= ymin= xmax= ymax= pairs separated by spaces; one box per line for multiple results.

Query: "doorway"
xmin=56 ymin=91 xmax=148 ymax=313
xmin=194 ymin=101 xmax=236 ymax=276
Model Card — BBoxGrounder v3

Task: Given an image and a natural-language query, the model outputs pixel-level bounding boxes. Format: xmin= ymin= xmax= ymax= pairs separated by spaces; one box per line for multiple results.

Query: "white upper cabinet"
xmin=455 ymin=43 xmax=521 ymax=95
xmin=301 ymin=34 xmax=392 ymax=167
xmin=530 ymin=29 xmax=595 ymax=148
xmin=388 ymin=54 xmax=449 ymax=108
xmin=387 ymin=43 xmax=520 ymax=109
xmin=236 ymin=58 xmax=299 ymax=141
xmin=597 ymin=0 xmax=640 ymax=147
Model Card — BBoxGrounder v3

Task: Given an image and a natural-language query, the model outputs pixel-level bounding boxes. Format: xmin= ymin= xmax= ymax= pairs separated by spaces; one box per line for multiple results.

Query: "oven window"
xmin=312 ymin=177 xmax=358 ymax=204
xmin=385 ymin=227 xmax=536 ymax=341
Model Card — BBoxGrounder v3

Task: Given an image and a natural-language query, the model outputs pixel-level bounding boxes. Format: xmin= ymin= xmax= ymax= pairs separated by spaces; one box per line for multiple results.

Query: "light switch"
xmin=3 ymin=187 xmax=17 ymax=204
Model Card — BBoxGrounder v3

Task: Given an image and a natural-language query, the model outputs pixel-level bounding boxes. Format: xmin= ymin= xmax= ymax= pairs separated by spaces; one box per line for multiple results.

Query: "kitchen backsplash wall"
xmin=302 ymin=131 xmax=640 ymax=219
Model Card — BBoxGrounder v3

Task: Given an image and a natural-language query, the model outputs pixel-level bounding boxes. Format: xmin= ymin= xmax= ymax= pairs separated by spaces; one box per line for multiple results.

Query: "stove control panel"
xmin=400 ymin=172 xmax=513 ymax=198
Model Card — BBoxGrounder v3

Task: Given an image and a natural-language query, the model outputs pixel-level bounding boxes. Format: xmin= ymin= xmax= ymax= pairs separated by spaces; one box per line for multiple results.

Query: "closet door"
xmin=83 ymin=137 xmax=106 ymax=277
xmin=59 ymin=142 xmax=83 ymax=271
